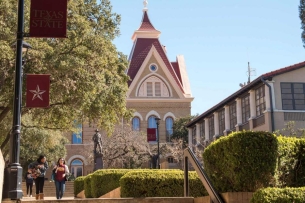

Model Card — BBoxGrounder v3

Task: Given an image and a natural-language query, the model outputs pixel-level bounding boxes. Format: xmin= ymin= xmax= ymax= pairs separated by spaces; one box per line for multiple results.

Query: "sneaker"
xmin=30 ymin=195 xmax=32 ymax=197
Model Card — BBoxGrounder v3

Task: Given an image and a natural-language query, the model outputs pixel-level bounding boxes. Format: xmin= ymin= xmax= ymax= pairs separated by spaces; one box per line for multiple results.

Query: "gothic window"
xmin=71 ymin=159 xmax=83 ymax=178
xmin=148 ymin=116 xmax=157 ymax=128
xmin=132 ymin=117 xmax=140 ymax=131
xmin=138 ymin=76 xmax=170 ymax=97
xmin=165 ymin=117 xmax=173 ymax=142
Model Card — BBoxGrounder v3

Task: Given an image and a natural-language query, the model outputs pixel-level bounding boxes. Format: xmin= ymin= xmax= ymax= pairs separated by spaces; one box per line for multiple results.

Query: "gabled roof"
xmin=127 ymin=38 xmax=184 ymax=92
xmin=138 ymin=11 xmax=156 ymax=31
xmin=186 ymin=61 xmax=305 ymax=127
xmin=171 ymin=62 xmax=182 ymax=84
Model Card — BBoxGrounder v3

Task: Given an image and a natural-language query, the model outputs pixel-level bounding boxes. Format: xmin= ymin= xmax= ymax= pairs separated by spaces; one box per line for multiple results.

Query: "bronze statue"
xmin=92 ymin=129 xmax=103 ymax=155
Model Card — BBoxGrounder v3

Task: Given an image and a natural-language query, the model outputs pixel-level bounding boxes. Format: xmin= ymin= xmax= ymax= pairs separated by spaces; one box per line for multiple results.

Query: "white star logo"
xmin=29 ymin=85 xmax=46 ymax=101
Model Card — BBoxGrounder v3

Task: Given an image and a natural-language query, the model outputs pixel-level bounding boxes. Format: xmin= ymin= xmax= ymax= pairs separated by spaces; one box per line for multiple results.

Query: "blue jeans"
xmin=55 ymin=180 xmax=65 ymax=199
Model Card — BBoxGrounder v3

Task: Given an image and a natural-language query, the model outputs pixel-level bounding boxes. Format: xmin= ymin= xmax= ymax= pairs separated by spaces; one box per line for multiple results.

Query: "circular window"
xmin=149 ymin=64 xmax=157 ymax=72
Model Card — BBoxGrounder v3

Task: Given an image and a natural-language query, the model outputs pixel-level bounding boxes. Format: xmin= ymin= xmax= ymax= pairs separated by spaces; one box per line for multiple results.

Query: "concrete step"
xmin=22 ymin=181 xmax=74 ymax=197
xmin=6 ymin=197 xmax=195 ymax=203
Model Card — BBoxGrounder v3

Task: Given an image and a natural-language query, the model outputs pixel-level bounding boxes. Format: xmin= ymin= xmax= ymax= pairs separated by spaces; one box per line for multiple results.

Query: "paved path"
xmin=20 ymin=196 xmax=75 ymax=201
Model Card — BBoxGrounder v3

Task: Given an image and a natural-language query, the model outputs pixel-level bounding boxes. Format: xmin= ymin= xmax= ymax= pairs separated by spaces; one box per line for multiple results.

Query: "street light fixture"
xmin=4 ymin=41 xmax=32 ymax=200
xmin=155 ymin=117 xmax=161 ymax=169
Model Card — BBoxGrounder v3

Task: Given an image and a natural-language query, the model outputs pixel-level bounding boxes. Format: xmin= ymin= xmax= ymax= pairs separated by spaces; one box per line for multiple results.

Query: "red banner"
xmin=29 ymin=0 xmax=67 ymax=38
xmin=147 ymin=128 xmax=157 ymax=142
xmin=26 ymin=74 xmax=50 ymax=108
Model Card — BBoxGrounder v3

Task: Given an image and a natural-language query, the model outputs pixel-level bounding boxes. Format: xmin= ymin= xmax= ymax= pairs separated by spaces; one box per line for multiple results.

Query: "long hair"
xmin=37 ymin=155 xmax=46 ymax=163
xmin=56 ymin=158 xmax=66 ymax=165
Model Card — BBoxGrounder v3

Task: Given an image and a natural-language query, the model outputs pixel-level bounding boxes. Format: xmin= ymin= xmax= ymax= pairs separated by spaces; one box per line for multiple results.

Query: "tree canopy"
xmin=0 ymin=0 xmax=131 ymax=161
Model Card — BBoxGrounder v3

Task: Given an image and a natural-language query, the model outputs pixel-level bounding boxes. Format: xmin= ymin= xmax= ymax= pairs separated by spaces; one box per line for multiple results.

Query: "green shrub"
xmin=74 ymin=176 xmax=86 ymax=197
xmin=251 ymin=187 xmax=305 ymax=203
xmin=84 ymin=174 xmax=93 ymax=198
xmin=274 ymin=137 xmax=305 ymax=187
xmin=120 ymin=170 xmax=207 ymax=197
xmin=202 ymin=131 xmax=278 ymax=192
xmin=90 ymin=169 xmax=131 ymax=198
xmin=90 ymin=169 xmax=181 ymax=198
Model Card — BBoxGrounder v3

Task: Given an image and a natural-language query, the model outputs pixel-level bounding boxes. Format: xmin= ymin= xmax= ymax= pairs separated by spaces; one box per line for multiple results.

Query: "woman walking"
xmin=53 ymin=158 xmax=69 ymax=199
xmin=28 ymin=155 xmax=48 ymax=200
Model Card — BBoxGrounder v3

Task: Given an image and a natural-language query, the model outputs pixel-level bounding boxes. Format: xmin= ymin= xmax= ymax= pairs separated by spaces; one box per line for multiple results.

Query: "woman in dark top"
xmin=25 ymin=169 xmax=34 ymax=197
xmin=53 ymin=158 xmax=69 ymax=199
xmin=28 ymin=155 xmax=48 ymax=200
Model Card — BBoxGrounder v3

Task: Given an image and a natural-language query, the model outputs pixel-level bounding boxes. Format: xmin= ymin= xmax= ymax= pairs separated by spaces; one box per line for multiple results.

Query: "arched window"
xmin=71 ymin=159 xmax=83 ymax=178
xmin=138 ymin=76 xmax=170 ymax=97
xmin=132 ymin=117 xmax=140 ymax=131
xmin=166 ymin=117 xmax=173 ymax=142
xmin=148 ymin=116 xmax=157 ymax=128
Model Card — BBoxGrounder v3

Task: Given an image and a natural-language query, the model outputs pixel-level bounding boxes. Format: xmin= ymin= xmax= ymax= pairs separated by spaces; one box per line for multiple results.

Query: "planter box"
xmin=194 ymin=192 xmax=253 ymax=203
xmin=100 ymin=187 xmax=121 ymax=198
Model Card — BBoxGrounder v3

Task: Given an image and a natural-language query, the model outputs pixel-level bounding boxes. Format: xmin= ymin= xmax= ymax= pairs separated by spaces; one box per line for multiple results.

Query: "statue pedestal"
xmin=94 ymin=154 xmax=103 ymax=171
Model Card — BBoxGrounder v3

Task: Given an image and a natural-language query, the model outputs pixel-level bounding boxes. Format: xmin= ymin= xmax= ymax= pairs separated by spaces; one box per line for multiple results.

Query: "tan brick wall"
xmin=127 ymin=101 xmax=191 ymax=143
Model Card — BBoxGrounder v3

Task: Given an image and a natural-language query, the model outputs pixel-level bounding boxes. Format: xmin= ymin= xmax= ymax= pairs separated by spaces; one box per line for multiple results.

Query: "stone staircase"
xmin=21 ymin=181 xmax=74 ymax=197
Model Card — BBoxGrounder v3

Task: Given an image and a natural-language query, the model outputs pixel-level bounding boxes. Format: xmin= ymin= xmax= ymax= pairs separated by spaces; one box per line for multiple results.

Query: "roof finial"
xmin=143 ymin=0 xmax=148 ymax=11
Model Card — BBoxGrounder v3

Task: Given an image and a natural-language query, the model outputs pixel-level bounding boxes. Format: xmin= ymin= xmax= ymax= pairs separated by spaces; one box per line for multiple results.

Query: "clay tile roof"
xmin=138 ymin=11 xmax=156 ymax=31
xmin=127 ymin=38 xmax=184 ymax=92
xmin=262 ymin=61 xmax=305 ymax=78
xmin=186 ymin=61 xmax=305 ymax=127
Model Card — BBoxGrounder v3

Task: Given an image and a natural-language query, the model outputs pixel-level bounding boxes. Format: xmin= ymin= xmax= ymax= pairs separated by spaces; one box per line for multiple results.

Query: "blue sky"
xmin=111 ymin=1 xmax=305 ymax=116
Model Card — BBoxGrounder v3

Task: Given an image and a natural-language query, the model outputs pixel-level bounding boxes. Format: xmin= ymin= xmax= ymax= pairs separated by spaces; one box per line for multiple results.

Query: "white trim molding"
xmin=67 ymin=155 xmax=88 ymax=166
xmin=163 ymin=112 xmax=176 ymax=121
xmin=133 ymin=112 xmax=144 ymax=121
xmin=145 ymin=110 xmax=161 ymax=121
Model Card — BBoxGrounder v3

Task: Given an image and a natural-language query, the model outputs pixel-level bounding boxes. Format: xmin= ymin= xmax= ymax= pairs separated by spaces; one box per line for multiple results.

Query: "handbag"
xmin=31 ymin=168 xmax=41 ymax=179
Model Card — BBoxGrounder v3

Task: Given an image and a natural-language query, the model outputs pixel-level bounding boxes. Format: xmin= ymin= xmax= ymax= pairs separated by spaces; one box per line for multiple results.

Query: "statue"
xmin=92 ymin=129 xmax=103 ymax=155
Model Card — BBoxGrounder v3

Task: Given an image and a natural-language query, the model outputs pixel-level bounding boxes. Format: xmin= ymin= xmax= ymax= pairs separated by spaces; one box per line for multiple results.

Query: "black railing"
xmin=184 ymin=147 xmax=225 ymax=203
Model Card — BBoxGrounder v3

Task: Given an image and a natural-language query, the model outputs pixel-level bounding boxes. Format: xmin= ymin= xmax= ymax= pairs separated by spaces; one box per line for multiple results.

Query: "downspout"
xmin=261 ymin=77 xmax=275 ymax=132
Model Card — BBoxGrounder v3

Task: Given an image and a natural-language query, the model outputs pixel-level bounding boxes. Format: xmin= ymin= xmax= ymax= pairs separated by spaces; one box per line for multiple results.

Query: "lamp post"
xmin=6 ymin=0 xmax=30 ymax=196
xmin=155 ymin=117 xmax=161 ymax=169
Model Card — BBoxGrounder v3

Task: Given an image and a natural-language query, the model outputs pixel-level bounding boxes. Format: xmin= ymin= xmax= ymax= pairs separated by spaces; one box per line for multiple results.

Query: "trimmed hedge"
xmin=90 ymin=169 xmax=131 ymax=198
xmin=251 ymin=187 xmax=305 ymax=203
xmin=274 ymin=137 xmax=305 ymax=187
xmin=120 ymin=170 xmax=207 ymax=197
xmin=84 ymin=174 xmax=93 ymax=198
xmin=90 ymin=169 xmax=181 ymax=198
xmin=202 ymin=131 xmax=278 ymax=192
xmin=74 ymin=176 xmax=86 ymax=197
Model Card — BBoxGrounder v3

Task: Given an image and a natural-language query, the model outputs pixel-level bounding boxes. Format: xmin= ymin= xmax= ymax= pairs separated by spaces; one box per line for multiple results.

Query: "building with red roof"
xmin=186 ymin=61 xmax=305 ymax=147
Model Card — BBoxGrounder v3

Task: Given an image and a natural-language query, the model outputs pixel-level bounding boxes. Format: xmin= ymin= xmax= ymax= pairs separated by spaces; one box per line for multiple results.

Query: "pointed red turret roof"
xmin=128 ymin=9 xmax=184 ymax=93
xmin=127 ymin=38 xmax=184 ymax=92
xmin=138 ymin=11 xmax=156 ymax=31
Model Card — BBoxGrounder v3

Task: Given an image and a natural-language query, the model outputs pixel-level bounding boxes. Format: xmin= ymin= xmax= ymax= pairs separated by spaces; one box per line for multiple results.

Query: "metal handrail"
xmin=184 ymin=147 xmax=225 ymax=203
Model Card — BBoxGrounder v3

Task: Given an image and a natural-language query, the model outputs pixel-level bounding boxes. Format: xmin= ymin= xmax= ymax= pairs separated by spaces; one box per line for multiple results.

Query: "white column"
xmin=196 ymin=123 xmax=200 ymax=144
xmin=236 ymin=98 xmax=242 ymax=126
xmin=188 ymin=128 xmax=192 ymax=147
xmin=249 ymin=90 xmax=256 ymax=118
xmin=204 ymin=118 xmax=209 ymax=141
xmin=224 ymin=105 xmax=230 ymax=131
xmin=214 ymin=112 xmax=219 ymax=136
